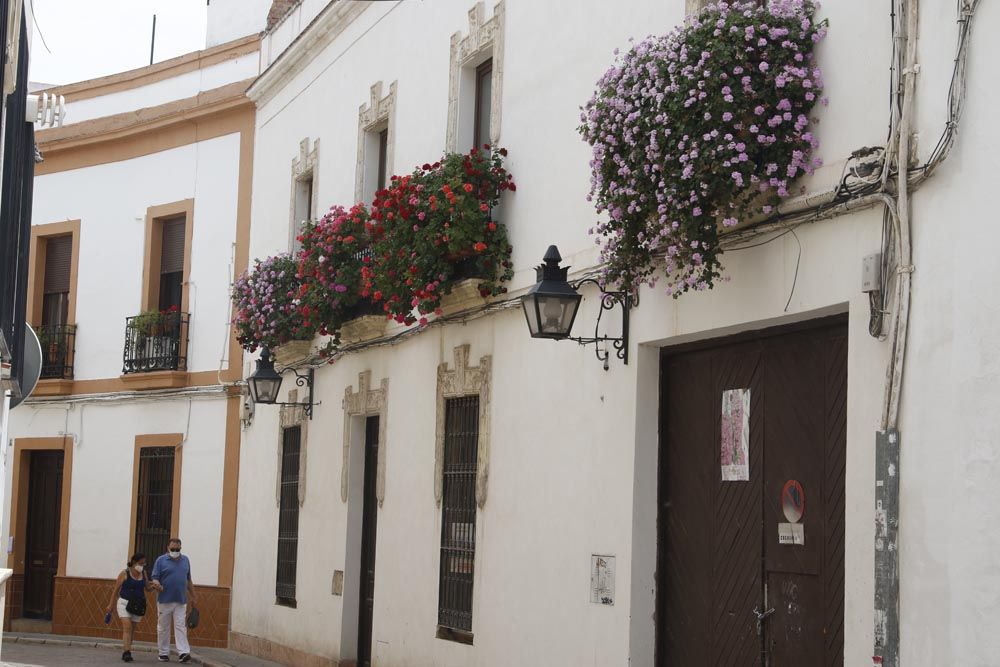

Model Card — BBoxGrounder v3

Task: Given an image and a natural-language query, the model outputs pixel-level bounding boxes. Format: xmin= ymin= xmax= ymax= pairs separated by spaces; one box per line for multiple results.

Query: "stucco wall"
xmin=4 ymin=396 xmax=228 ymax=585
xmin=31 ymin=133 xmax=242 ymax=379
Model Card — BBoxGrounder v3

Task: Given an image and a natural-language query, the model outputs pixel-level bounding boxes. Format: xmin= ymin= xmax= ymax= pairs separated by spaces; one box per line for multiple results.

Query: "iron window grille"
xmin=134 ymin=447 xmax=175 ymax=560
xmin=437 ymin=395 xmax=479 ymax=639
xmin=38 ymin=324 xmax=75 ymax=380
xmin=122 ymin=312 xmax=189 ymax=374
xmin=276 ymin=425 xmax=302 ymax=606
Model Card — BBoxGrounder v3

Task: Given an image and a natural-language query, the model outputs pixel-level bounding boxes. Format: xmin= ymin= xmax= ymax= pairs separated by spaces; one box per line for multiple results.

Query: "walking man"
xmin=150 ymin=538 xmax=196 ymax=663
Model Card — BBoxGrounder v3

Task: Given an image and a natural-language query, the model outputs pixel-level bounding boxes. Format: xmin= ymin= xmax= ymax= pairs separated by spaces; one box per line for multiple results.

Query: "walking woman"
xmin=105 ymin=552 xmax=155 ymax=663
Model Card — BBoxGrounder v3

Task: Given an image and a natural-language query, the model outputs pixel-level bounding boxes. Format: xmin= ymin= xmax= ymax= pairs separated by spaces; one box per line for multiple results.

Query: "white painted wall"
xmin=4 ymin=395 xmax=228 ymax=585
xmin=63 ymin=53 xmax=259 ymax=125
xmin=32 ymin=133 xmax=242 ymax=379
xmin=207 ymin=0 xmax=269 ymax=48
xmin=234 ymin=0 xmax=1000 ymax=664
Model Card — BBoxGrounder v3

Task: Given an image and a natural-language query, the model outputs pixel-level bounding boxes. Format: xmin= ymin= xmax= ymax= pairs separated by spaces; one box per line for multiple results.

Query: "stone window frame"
xmin=341 ymin=371 xmax=389 ymax=506
xmin=435 ymin=345 xmax=492 ymax=508
xmin=354 ymin=81 xmax=397 ymax=204
xmin=277 ymin=389 xmax=308 ymax=507
xmin=290 ymin=138 xmax=319 ymax=253
xmin=445 ymin=1 xmax=505 ymax=153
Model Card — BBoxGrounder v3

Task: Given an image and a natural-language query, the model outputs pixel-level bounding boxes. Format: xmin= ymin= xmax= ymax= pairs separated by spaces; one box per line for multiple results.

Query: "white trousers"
xmin=156 ymin=602 xmax=190 ymax=656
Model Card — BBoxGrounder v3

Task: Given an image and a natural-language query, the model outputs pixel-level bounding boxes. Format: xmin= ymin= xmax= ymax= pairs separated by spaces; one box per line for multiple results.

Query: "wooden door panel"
xmin=23 ymin=451 xmax=63 ymax=619
xmin=659 ymin=319 xmax=846 ymax=666
xmin=357 ymin=415 xmax=379 ymax=667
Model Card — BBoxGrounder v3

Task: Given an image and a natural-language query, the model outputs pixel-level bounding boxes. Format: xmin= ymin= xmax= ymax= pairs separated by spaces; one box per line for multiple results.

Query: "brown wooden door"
xmin=357 ymin=416 xmax=379 ymax=667
xmin=23 ymin=450 xmax=64 ymax=619
xmin=658 ymin=318 xmax=846 ymax=666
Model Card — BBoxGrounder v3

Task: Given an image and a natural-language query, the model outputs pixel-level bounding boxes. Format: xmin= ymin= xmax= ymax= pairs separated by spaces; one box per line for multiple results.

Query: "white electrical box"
xmin=862 ymin=253 xmax=882 ymax=293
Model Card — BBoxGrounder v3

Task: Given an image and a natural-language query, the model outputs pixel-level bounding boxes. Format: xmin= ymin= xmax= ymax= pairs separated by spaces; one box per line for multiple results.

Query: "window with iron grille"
xmin=437 ymin=395 xmax=479 ymax=639
xmin=276 ymin=425 xmax=301 ymax=607
xmin=134 ymin=447 xmax=175 ymax=560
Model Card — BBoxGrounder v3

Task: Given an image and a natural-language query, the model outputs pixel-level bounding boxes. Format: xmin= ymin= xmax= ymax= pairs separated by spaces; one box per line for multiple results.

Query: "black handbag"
xmin=125 ymin=596 xmax=147 ymax=617
xmin=186 ymin=605 xmax=200 ymax=629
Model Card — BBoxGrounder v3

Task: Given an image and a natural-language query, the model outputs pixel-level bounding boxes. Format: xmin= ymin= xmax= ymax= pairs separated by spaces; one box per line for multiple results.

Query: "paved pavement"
xmin=0 ymin=634 xmax=284 ymax=667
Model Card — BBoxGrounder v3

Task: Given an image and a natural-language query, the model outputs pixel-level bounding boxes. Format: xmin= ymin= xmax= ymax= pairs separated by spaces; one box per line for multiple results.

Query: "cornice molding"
xmin=36 ymin=79 xmax=255 ymax=155
xmin=248 ymin=0 xmax=373 ymax=108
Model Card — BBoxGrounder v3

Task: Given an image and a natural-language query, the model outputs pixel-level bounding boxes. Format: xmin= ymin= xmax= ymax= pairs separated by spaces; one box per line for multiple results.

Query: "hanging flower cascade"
xmin=580 ymin=0 xmax=828 ymax=296
xmin=369 ymin=146 xmax=515 ymax=324
xmin=296 ymin=203 xmax=375 ymax=351
xmin=231 ymin=254 xmax=316 ymax=353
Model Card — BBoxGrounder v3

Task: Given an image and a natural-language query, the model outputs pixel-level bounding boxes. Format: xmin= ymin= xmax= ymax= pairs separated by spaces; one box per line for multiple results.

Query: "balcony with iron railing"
xmin=38 ymin=324 xmax=76 ymax=380
xmin=122 ymin=312 xmax=189 ymax=376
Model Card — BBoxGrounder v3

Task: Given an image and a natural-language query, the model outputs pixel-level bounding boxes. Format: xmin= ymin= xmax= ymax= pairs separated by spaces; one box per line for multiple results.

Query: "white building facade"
xmin=231 ymin=1 xmax=998 ymax=666
xmin=2 ymin=25 xmax=261 ymax=647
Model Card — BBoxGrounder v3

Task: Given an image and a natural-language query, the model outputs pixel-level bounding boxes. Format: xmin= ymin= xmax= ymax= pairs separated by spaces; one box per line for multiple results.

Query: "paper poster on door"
xmin=720 ymin=388 xmax=750 ymax=481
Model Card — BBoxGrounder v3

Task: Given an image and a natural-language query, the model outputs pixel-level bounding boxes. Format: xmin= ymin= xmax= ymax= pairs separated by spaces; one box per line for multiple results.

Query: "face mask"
xmin=169 ymin=549 xmax=181 ymax=559
xmin=133 ymin=564 xmax=144 ymax=573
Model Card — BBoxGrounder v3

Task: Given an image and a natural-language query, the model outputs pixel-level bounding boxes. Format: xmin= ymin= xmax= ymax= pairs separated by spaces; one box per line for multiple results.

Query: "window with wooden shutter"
xmin=276 ymin=426 xmax=302 ymax=606
xmin=437 ymin=396 xmax=479 ymax=640
xmin=41 ymin=235 xmax=71 ymax=326
xmin=159 ymin=217 xmax=185 ymax=311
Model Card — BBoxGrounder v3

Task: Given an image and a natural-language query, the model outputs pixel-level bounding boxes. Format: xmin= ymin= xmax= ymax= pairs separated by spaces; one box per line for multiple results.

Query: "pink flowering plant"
xmin=580 ymin=0 xmax=828 ymax=295
xmin=231 ymin=254 xmax=316 ymax=352
xmin=295 ymin=203 xmax=374 ymax=352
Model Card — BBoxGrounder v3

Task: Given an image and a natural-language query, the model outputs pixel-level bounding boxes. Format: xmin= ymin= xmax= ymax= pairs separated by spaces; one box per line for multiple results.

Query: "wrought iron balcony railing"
xmin=38 ymin=324 xmax=76 ymax=380
xmin=122 ymin=313 xmax=189 ymax=374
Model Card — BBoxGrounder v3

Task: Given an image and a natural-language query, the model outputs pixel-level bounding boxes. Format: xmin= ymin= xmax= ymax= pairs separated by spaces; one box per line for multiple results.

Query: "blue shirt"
xmin=151 ymin=554 xmax=192 ymax=604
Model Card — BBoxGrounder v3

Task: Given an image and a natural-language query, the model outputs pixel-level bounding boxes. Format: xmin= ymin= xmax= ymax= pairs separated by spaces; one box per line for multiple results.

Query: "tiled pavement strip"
xmin=1 ymin=634 xmax=283 ymax=667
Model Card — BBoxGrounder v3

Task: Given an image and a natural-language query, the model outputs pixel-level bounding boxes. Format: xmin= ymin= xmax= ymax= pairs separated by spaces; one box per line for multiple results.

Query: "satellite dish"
xmin=10 ymin=323 xmax=42 ymax=409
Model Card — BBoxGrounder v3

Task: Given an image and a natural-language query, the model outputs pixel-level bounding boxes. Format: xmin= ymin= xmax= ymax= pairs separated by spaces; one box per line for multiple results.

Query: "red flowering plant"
xmin=369 ymin=146 xmax=516 ymax=324
xmin=231 ymin=254 xmax=316 ymax=353
xmin=296 ymin=203 xmax=376 ymax=353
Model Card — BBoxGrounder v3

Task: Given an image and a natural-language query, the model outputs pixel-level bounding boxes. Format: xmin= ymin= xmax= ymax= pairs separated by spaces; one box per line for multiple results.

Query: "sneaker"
xmin=158 ymin=656 xmax=170 ymax=663
xmin=122 ymin=651 xmax=133 ymax=663
xmin=179 ymin=654 xmax=191 ymax=664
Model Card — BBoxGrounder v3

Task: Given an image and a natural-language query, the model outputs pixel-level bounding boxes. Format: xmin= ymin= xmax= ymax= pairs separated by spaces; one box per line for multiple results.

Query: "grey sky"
xmin=29 ymin=0 xmax=208 ymax=86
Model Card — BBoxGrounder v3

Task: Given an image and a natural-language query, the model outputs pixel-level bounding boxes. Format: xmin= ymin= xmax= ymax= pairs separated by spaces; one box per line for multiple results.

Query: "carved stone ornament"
xmin=446 ymin=1 xmax=505 ymax=152
xmin=277 ymin=389 xmax=308 ymax=507
xmin=435 ymin=345 xmax=492 ymax=508
xmin=341 ymin=371 xmax=389 ymax=505
xmin=289 ymin=138 xmax=319 ymax=251
xmin=354 ymin=81 xmax=397 ymax=203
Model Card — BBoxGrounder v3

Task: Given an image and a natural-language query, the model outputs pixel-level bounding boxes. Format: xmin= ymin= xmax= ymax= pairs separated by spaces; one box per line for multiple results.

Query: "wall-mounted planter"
xmin=438 ymin=279 xmax=488 ymax=317
xmin=274 ymin=339 xmax=312 ymax=367
xmin=340 ymin=315 xmax=387 ymax=345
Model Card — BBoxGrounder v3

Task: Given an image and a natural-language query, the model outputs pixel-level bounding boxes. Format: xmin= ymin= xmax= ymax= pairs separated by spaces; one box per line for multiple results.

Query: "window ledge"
xmin=436 ymin=625 xmax=473 ymax=645
xmin=119 ymin=370 xmax=189 ymax=390
xmin=34 ymin=379 xmax=74 ymax=396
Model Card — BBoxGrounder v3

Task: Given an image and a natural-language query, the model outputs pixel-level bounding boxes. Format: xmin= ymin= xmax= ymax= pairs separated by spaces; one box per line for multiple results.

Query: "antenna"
xmin=149 ymin=14 xmax=157 ymax=65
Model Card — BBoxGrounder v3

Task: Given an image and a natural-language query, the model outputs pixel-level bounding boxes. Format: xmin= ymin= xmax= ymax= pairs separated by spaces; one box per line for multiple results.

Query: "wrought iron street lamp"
xmin=247 ymin=347 xmax=317 ymax=418
xmin=522 ymin=245 xmax=634 ymax=368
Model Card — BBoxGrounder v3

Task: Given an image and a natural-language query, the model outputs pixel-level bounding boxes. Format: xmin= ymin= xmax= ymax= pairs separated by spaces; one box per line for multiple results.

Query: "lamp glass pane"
xmin=522 ymin=296 xmax=541 ymax=336
xmin=538 ymin=295 xmax=576 ymax=336
xmin=252 ymin=377 xmax=282 ymax=404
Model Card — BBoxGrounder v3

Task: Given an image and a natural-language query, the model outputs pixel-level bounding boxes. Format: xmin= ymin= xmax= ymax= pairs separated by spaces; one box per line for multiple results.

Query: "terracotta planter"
xmin=273 ymin=339 xmax=312 ymax=367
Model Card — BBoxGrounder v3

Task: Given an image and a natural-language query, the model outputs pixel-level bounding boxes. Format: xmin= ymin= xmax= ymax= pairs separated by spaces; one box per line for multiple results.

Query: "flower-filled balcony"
xmin=38 ymin=324 xmax=76 ymax=380
xmin=122 ymin=308 xmax=189 ymax=375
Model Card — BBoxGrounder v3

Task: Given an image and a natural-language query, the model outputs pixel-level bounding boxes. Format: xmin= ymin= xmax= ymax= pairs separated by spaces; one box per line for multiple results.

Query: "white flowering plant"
xmin=580 ymin=0 xmax=828 ymax=296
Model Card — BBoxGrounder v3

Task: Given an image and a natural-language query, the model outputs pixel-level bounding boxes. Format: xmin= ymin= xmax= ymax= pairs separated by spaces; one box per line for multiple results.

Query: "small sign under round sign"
xmin=781 ymin=480 xmax=805 ymax=523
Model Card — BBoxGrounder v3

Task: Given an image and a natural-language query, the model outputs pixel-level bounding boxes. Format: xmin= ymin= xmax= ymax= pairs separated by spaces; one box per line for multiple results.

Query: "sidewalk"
xmin=2 ymin=633 xmax=284 ymax=667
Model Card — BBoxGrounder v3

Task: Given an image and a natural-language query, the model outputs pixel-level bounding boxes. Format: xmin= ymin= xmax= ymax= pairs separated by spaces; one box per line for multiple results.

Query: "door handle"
xmin=753 ymin=605 xmax=775 ymax=636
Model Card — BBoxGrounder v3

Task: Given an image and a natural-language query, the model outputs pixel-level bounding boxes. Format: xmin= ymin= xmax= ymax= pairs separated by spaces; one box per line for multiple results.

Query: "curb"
xmin=4 ymin=634 xmax=233 ymax=667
